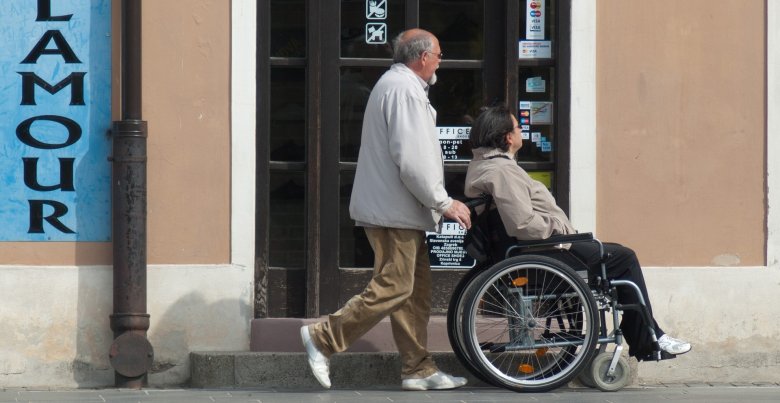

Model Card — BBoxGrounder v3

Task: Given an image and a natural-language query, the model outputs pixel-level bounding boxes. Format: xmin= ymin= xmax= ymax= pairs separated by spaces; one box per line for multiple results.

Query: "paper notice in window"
xmin=526 ymin=76 xmax=546 ymax=93
xmin=519 ymin=40 xmax=551 ymax=59
xmin=526 ymin=0 xmax=545 ymax=40
xmin=530 ymin=102 xmax=553 ymax=125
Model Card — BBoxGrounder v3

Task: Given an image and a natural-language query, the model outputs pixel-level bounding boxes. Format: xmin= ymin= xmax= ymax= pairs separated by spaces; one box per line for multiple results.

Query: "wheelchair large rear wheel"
xmin=461 ymin=255 xmax=598 ymax=392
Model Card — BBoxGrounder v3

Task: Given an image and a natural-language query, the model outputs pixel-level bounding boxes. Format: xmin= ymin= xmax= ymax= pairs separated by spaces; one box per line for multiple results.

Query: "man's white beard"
xmin=427 ymin=72 xmax=437 ymax=86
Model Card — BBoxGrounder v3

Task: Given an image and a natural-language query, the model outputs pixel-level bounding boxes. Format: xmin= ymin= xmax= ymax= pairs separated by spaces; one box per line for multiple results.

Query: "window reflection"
xmin=430 ymin=69 xmax=483 ymax=126
xmin=429 ymin=69 xmax=483 ymax=160
xmin=270 ymin=68 xmax=306 ymax=162
xmin=269 ymin=171 xmax=306 ymax=267
xmin=271 ymin=0 xmax=306 ymax=57
xmin=421 ymin=0 xmax=484 ymax=60
xmin=340 ymin=67 xmax=385 ymax=162
xmin=340 ymin=171 xmax=374 ymax=268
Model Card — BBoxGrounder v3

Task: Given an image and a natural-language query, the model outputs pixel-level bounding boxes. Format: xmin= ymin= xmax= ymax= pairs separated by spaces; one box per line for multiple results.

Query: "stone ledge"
xmin=250 ymin=316 xmax=452 ymax=352
xmin=190 ymin=352 xmax=487 ymax=389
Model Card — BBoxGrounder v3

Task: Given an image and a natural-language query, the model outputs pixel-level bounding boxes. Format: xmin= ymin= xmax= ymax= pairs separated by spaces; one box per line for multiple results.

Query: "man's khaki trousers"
xmin=310 ymin=227 xmax=438 ymax=379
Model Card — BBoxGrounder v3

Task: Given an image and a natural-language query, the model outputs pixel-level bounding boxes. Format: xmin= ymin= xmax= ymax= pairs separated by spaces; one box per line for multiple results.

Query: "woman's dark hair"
xmin=469 ymin=104 xmax=515 ymax=151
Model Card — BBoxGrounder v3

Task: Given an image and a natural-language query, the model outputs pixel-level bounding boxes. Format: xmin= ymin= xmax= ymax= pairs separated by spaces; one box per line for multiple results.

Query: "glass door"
xmin=256 ymin=0 xmax=571 ymax=318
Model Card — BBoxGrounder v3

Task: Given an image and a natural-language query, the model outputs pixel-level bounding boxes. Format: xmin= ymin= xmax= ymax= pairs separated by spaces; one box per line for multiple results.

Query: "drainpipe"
xmin=108 ymin=0 xmax=153 ymax=388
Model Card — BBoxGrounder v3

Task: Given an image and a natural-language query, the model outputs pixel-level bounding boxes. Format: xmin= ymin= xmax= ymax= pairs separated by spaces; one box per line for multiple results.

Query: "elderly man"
xmin=300 ymin=28 xmax=472 ymax=391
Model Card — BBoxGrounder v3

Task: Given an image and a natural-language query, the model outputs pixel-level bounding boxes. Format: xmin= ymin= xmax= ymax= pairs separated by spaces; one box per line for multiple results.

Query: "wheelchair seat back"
xmin=463 ymin=195 xmax=591 ymax=276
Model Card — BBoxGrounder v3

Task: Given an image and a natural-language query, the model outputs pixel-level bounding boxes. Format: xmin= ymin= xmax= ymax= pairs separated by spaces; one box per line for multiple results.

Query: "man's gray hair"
xmin=392 ymin=32 xmax=434 ymax=64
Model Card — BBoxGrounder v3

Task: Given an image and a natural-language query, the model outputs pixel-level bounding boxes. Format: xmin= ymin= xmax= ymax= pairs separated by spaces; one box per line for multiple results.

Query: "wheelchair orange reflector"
xmin=518 ymin=364 xmax=535 ymax=374
xmin=535 ymin=347 xmax=549 ymax=357
xmin=512 ymin=277 xmax=528 ymax=286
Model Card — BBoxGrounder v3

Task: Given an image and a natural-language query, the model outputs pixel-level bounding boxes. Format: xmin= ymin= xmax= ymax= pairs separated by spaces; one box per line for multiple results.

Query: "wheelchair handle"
xmin=462 ymin=194 xmax=493 ymax=209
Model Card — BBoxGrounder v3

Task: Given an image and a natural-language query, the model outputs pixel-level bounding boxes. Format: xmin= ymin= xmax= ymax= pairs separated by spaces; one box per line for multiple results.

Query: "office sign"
xmin=437 ymin=126 xmax=471 ymax=161
xmin=0 ymin=0 xmax=112 ymax=241
xmin=427 ymin=221 xmax=476 ymax=269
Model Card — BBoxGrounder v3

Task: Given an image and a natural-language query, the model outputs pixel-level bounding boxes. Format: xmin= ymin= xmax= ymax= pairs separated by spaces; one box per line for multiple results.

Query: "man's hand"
xmin=443 ymin=200 xmax=472 ymax=230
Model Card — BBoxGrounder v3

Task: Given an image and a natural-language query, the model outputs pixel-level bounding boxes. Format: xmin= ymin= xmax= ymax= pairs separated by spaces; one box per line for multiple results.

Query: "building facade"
xmin=0 ymin=0 xmax=778 ymax=388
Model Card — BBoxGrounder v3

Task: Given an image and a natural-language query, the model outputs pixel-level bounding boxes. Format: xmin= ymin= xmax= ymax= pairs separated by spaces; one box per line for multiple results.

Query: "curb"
xmin=190 ymin=352 xmax=490 ymax=389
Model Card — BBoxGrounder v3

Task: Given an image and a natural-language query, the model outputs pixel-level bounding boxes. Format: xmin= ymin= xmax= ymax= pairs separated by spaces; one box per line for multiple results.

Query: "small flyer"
xmin=530 ymin=102 xmax=553 ymax=125
xmin=519 ymin=40 xmax=551 ymax=59
xmin=525 ymin=0 xmax=545 ymax=40
xmin=526 ymin=76 xmax=546 ymax=93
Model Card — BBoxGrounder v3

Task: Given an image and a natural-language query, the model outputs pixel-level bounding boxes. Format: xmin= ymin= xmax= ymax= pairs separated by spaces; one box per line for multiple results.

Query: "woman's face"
xmin=506 ymin=114 xmax=523 ymax=154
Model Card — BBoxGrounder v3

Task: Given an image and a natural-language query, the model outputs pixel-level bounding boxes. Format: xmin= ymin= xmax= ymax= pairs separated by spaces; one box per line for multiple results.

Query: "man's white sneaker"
xmin=401 ymin=371 xmax=467 ymax=391
xmin=300 ymin=325 xmax=331 ymax=389
xmin=658 ymin=334 xmax=691 ymax=355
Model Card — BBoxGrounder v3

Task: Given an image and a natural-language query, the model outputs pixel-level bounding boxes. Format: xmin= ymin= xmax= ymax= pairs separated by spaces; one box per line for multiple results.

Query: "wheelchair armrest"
xmin=510 ymin=232 xmax=595 ymax=249
xmin=461 ymin=194 xmax=493 ymax=210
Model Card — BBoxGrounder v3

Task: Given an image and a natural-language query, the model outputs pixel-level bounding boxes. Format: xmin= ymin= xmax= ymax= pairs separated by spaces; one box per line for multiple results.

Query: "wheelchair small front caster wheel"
xmin=589 ymin=352 xmax=631 ymax=392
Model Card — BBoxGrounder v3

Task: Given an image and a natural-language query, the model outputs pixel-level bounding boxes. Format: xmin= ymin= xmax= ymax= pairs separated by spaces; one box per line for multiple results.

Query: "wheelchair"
xmin=447 ymin=195 xmax=667 ymax=392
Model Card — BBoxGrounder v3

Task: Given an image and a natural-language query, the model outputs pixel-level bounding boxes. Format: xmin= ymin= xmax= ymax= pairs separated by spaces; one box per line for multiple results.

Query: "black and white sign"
xmin=437 ymin=126 xmax=471 ymax=161
xmin=427 ymin=221 xmax=476 ymax=269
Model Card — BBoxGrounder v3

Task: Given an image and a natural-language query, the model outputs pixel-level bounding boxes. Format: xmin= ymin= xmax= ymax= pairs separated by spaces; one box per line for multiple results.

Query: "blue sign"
xmin=0 ymin=0 xmax=112 ymax=241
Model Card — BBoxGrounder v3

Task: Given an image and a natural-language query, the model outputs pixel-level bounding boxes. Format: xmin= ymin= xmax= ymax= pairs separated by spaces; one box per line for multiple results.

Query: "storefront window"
xmin=258 ymin=0 xmax=570 ymax=315
xmin=430 ymin=68 xmax=483 ymax=161
xmin=269 ymin=171 xmax=306 ymax=267
xmin=420 ymin=0 xmax=484 ymax=60
xmin=519 ymin=0 xmax=555 ymax=58
xmin=517 ymin=67 xmax=555 ymax=163
xmin=339 ymin=171 xmax=373 ymax=267
xmin=340 ymin=67 xmax=385 ymax=162
xmin=270 ymin=0 xmax=305 ymax=57
xmin=341 ymin=0 xmax=405 ymax=58
xmin=270 ymin=68 xmax=306 ymax=162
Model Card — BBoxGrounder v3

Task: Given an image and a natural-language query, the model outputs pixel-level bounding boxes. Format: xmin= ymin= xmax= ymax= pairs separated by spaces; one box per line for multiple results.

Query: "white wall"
xmin=0 ymin=0 xmax=258 ymax=388
xmin=0 ymin=265 xmax=252 ymax=387
xmin=640 ymin=267 xmax=780 ymax=383
xmin=570 ymin=0 xmax=780 ymax=384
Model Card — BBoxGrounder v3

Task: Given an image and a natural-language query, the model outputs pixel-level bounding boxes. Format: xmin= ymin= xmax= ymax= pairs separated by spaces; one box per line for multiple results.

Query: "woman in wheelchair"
xmin=463 ymin=104 xmax=691 ymax=361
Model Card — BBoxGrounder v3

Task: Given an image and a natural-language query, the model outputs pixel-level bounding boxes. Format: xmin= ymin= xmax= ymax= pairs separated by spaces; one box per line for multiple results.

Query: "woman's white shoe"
xmin=658 ymin=334 xmax=691 ymax=355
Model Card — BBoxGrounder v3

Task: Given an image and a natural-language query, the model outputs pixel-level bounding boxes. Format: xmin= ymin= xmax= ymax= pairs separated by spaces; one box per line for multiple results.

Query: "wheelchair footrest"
xmin=636 ymin=350 xmax=677 ymax=362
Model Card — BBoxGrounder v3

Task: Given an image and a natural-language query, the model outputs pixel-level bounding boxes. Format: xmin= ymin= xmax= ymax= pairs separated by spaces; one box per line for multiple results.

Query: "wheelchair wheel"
xmin=589 ymin=352 xmax=631 ymax=392
xmin=447 ymin=263 xmax=495 ymax=386
xmin=577 ymin=357 xmax=597 ymax=388
xmin=461 ymin=255 xmax=598 ymax=392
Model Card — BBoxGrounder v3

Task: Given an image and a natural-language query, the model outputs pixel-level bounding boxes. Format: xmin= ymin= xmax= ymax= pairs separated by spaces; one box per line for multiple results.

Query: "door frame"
xmin=248 ymin=0 xmax=597 ymax=318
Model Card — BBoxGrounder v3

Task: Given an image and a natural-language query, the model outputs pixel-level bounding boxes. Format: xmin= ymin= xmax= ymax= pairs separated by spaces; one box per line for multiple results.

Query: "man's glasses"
xmin=425 ymin=50 xmax=443 ymax=59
